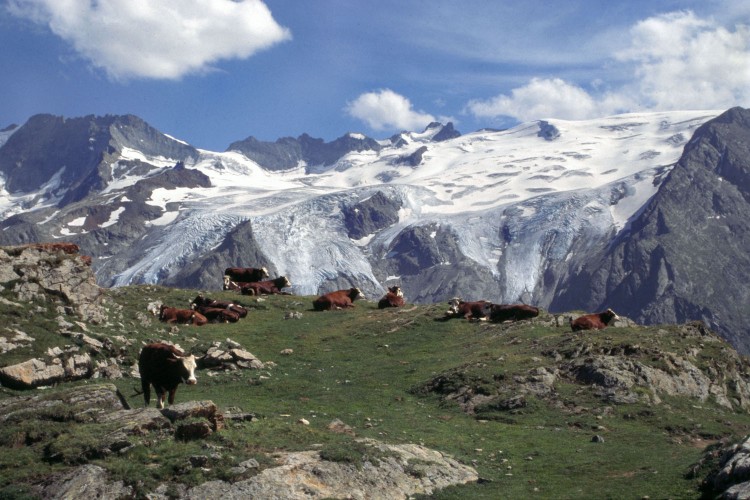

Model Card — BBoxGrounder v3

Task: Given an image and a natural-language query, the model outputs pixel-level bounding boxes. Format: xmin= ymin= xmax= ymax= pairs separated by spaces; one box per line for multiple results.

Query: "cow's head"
xmin=351 ymin=287 xmax=364 ymax=300
xmin=388 ymin=286 xmax=403 ymax=297
xmin=277 ymin=276 xmax=292 ymax=288
xmin=603 ymin=308 xmax=620 ymax=325
xmin=260 ymin=267 xmax=270 ymax=278
xmin=180 ymin=354 xmax=198 ymax=385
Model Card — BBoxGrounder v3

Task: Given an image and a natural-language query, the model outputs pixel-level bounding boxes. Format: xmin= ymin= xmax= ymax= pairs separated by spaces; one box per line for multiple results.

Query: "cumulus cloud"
xmin=6 ymin=0 xmax=291 ymax=80
xmin=466 ymin=10 xmax=750 ymax=122
xmin=616 ymin=10 xmax=750 ymax=110
xmin=345 ymin=89 xmax=437 ymax=131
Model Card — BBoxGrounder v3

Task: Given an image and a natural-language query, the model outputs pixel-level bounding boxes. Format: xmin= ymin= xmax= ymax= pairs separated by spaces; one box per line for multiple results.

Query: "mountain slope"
xmin=552 ymin=107 xmax=750 ymax=353
xmin=4 ymin=108 xmax=750 ymax=352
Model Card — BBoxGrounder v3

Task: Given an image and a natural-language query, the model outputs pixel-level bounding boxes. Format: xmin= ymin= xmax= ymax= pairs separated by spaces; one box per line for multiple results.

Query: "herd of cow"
xmin=143 ymin=265 xmax=621 ymax=408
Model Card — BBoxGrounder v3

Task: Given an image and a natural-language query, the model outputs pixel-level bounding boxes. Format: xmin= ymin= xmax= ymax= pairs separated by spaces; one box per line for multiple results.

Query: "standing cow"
xmin=138 ymin=343 xmax=197 ymax=409
xmin=313 ymin=287 xmax=365 ymax=311
xmin=224 ymin=267 xmax=268 ymax=284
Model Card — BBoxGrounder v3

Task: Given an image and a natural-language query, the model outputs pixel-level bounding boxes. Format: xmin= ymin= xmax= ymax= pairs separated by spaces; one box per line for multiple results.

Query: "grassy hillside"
xmin=1 ymin=284 xmax=749 ymax=498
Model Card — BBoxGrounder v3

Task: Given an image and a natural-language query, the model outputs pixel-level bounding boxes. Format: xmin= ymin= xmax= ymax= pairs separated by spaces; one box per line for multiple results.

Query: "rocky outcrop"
xmin=1 ymin=384 xmax=477 ymax=499
xmin=0 ymin=354 xmax=92 ymax=389
xmin=342 ymin=191 xmax=402 ymax=240
xmin=185 ymin=440 xmax=478 ymax=499
xmin=694 ymin=436 xmax=750 ymax=499
xmin=0 ymin=244 xmax=106 ymax=324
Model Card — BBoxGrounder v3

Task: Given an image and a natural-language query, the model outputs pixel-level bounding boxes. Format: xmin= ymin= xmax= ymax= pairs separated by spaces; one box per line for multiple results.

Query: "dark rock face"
xmin=551 ymin=107 xmax=750 ymax=353
xmin=342 ymin=191 xmax=401 ymax=240
xmin=432 ymin=122 xmax=461 ymax=142
xmin=0 ymin=114 xmax=199 ymax=204
xmin=374 ymin=223 xmax=497 ymax=302
xmin=227 ymin=133 xmax=382 ymax=171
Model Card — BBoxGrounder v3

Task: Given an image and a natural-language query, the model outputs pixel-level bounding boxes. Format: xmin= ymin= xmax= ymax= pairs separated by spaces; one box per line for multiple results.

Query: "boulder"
xmin=0 ymin=353 xmax=92 ymax=389
xmin=38 ymin=464 xmax=133 ymax=499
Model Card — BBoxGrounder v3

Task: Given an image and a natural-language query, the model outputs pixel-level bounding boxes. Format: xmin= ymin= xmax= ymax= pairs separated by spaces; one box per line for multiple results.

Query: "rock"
xmin=0 ymin=328 xmax=34 ymax=353
xmin=161 ymin=400 xmax=225 ymax=432
xmin=328 ymin=419 xmax=356 ymax=436
xmin=38 ymin=464 xmax=133 ymax=499
xmin=0 ymin=384 xmax=127 ymax=424
xmin=176 ymin=421 xmax=213 ymax=441
xmin=185 ymin=439 xmax=478 ymax=499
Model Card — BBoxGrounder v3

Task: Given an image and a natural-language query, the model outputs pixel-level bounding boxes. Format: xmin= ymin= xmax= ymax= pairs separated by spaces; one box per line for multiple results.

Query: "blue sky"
xmin=1 ymin=0 xmax=749 ymax=151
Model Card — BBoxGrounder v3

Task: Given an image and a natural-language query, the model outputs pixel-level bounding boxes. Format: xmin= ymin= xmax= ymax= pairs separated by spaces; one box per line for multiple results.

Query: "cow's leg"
xmin=168 ymin=388 xmax=177 ymax=405
xmin=141 ymin=378 xmax=151 ymax=406
xmin=155 ymin=387 xmax=166 ymax=409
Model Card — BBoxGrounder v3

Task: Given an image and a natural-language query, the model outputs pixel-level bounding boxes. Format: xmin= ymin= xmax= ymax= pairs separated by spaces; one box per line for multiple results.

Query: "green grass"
xmin=1 ymin=286 xmax=750 ymax=498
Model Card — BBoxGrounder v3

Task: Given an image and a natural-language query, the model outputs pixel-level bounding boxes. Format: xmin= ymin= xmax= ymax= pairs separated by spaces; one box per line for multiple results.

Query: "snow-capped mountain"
xmin=2 ymin=108 xmax=750 ymax=352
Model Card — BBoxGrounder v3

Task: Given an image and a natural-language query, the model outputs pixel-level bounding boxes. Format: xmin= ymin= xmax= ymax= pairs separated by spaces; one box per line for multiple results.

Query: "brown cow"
xmin=570 ymin=309 xmax=619 ymax=331
xmin=378 ymin=286 xmax=405 ymax=309
xmin=240 ymin=276 xmax=292 ymax=296
xmin=444 ymin=298 xmax=492 ymax=321
xmin=159 ymin=305 xmax=207 ymax=326
xmin=191 ymin=294 xmax=248 ymax=318
xmin=313 ymin=287 xmax=365 ymax=311
xmin=138 ymin=343 xmax=197 ymax=409
xmin=487 ymin=303 xmax=540 ymax=323
xmin=194 ymin=305 xmax=240 ymax=323
xmin=224 ymin=267 xmax=269 ymax=284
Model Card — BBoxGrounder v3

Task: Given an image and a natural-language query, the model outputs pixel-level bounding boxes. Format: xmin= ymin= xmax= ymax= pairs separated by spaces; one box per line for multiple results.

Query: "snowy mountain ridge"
xmin=0 ymin=110 xmax=721 ymax=299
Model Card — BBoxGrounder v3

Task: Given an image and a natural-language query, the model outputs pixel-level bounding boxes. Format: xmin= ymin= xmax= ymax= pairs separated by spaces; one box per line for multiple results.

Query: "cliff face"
xmin=551 ymin=107 xmax=750 ymax=353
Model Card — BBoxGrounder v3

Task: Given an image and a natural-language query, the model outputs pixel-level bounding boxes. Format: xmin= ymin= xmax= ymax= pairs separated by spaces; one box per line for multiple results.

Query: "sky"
xmin=1 ymin=0 xmax=749 ymax=151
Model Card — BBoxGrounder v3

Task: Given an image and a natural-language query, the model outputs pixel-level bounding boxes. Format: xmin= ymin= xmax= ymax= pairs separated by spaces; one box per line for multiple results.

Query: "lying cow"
xmin=240 ymin=276 xmax=292 ymax=296
xmin=138 ymin=343 xmax=197 ymax=409
xmin=378 ymin=286 xmax=405 ymax=309
xmin=191 ymin=294 xmax=248 ymax=318
xmin=159 ymin=305 xmax=207 ymax=326
xmin=313 ymin=287 xmax=365 ymax=311
xmin=224 ymin=266 xmax=268 ymax=284
xmin=443 ymin=298 xmax=492 ymax=321
xmin=488 ymin=303 xmax=539 ymax=323
xmin=193 ymin=305 xmax=241 ymax=323
xmin=570 ymin=308 xmax=619 ymax=331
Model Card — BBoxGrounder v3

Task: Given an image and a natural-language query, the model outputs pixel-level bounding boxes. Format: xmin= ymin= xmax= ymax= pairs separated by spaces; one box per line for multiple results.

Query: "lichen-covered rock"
xmin=185 ymin=439 xmax=478 ymax=499
xmin=37 ymin=464 xmax=133 ymax=499
xmin=0 ymin=353 xmax=92 ymax=389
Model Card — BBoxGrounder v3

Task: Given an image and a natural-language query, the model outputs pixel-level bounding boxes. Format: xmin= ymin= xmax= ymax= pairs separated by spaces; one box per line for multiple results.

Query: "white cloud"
xmin=7 ymin=0 xmax=291 ymax=80
xmin=616 ymin=10 xmax=750 ymax=110
xmin=466 ymin=10 xmax=750 ymax=123
xmin=345 ymin=89 xmax=437 ymax=131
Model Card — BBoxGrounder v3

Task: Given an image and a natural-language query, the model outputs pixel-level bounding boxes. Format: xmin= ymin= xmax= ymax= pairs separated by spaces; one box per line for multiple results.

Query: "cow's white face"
xmin=182 ymin=355 xmax=198 ymax=385
xmin=261 ymin=267 xmax=270 ymax=278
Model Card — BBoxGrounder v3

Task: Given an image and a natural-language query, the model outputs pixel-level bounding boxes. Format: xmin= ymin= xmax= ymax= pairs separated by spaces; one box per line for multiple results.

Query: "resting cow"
xmin=138 ymin=343 xmax=197 ymax=409
xmin=224 ymin=267 xmax=268 ymax=284
xmin=240 ymin=276 xmax=292 ymax=296
xmin=570 ymin=308 xmax=619 ymax=331
xmin=487 ymin=304 xmax=539 ymax=323
xmin=378 ymin=286 xmax=405 ymax=309
xmin=191 ymin=294 xmax=248 ymax=318
xmin=159 ymin=305 xmax=207 ymax=326
xmin=444 ymin=298 xmax=491 ymax=321
xmin=193 ymin=305 xmax=240 ymax=323
xmin=313 ymin=287 xmax=364 ymax=311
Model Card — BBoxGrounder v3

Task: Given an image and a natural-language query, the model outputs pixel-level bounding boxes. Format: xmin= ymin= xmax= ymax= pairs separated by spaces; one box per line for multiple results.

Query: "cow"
xmin=378 ymin=286 xmax=405 ymax=309
xmin=224 ymin=266 xmax=269 ymax=285
xmin=159 ymin=305 xmax=207 ymax=326
xmin=443 ymin=298 xmax=492 ymax=321
xmin=313 ymin=287 xmax=365 ymax=311
xmin=570 ymin=308 xmax=619 ymax=332
xmin=191 ymin=294 xmax=248 ymax=318
xmin=193 ymin=305 xmax=241 ymax=323
xmin=138 ymin=343 xmax=197 ymax=409
xmin=487 ymin=303 xmax=540 ymax=323
xmin=240 ymin=276 xmax=292 ymax=296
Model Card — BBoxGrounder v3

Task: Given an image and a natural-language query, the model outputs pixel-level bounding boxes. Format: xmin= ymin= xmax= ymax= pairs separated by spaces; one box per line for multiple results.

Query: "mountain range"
xmin=1 ymin=107 xmax=749 ymax=353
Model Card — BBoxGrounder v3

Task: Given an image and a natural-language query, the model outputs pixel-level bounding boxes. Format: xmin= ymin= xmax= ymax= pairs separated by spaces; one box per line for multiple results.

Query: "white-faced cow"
xmin=444 ymin=298 xmax=492 ymax=321
xmin=159 ymin=305 xmax=208 ymax=326
xmin=240 ymin=276 xmax=292 ymax=296
xmin=570 ymin=308 xmax=619 ymax=332
xmin=138 ymin=343 xmax=197 ymax=409
xmin=313 ymin=287 xmax=365 ymax=311
xmin=487 ymin=304 xmax=540 ymax=323
xmin=378 ymin=285 xmax=405 ymax=309
xmin=224 ymin=267 xmax=268 ymax=284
